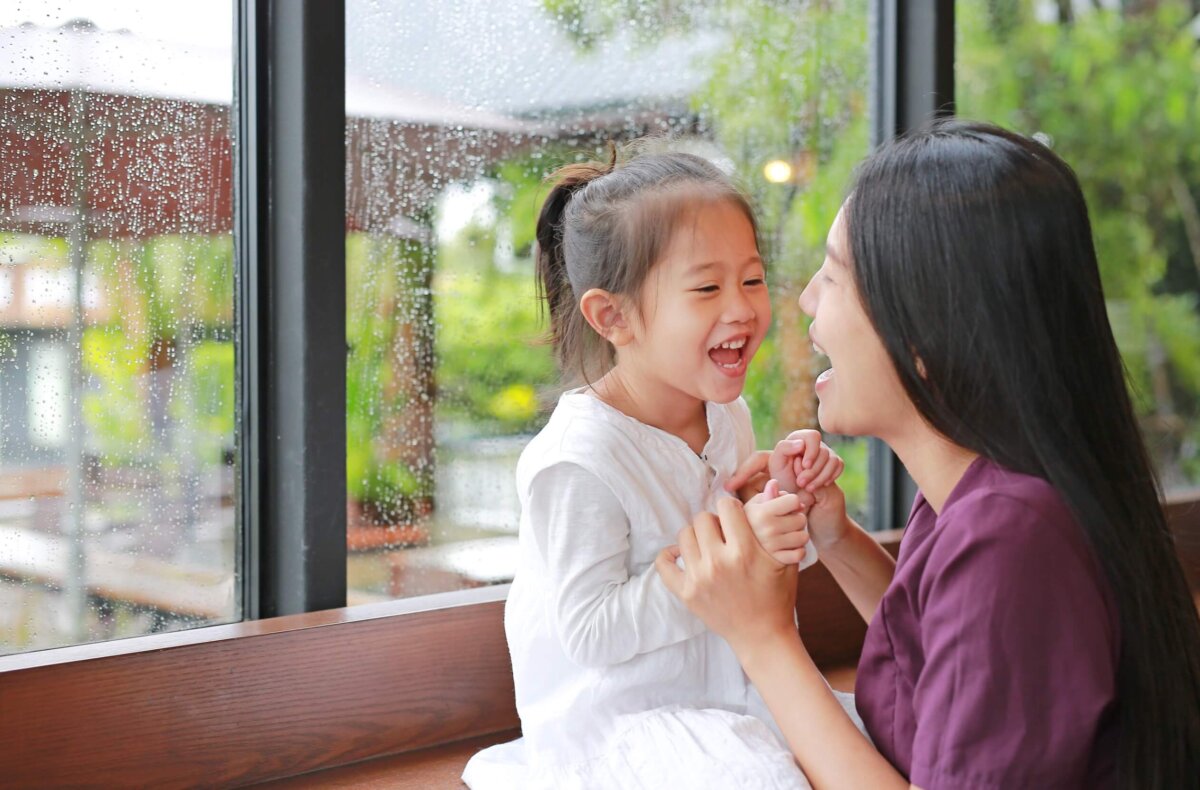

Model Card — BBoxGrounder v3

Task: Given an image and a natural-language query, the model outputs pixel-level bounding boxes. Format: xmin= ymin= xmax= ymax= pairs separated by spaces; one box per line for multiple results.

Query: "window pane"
xmin=957 ymin=1 xmax=1200 ymax=493
xmin=0 ymin=5 xmax=237 ymax=653
xmin=346 ymin=0 xmax=870 ymax=600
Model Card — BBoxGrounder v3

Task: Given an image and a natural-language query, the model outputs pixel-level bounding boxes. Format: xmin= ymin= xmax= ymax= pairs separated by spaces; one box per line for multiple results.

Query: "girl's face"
xmin=799 ymin=205 xmax=914 ymax=439
xmin=623 ymin=199 xmax=771 ymax=408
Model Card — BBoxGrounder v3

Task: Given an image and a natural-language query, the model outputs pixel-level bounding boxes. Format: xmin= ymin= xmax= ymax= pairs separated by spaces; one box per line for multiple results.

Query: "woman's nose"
xmin=798 ymin=280 xmax=817 ymax=318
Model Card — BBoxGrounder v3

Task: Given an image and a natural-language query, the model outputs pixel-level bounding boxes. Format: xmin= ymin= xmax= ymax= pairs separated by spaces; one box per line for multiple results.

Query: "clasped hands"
xmin=738 ymin=430 xmax=845 ymax=566
xmin=656 ymin=430 xmax=846 ymax=648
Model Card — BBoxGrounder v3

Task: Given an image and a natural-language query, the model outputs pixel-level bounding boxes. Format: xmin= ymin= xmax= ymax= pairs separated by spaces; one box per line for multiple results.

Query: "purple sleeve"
xmin=910 ymin=492 xmax=1117 ymax=789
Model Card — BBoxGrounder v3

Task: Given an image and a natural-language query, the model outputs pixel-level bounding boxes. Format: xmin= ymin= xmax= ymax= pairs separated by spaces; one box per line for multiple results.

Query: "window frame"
xmin=237 ymin=0 xmax=348 ymax=619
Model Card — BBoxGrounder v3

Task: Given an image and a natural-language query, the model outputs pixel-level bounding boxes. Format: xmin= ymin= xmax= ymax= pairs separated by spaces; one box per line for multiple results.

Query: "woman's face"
xmin=798 ymin=205 xmax=915 ymax=440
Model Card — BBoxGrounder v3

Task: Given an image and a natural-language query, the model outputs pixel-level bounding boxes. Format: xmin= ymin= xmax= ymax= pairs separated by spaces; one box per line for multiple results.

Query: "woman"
xmin=656 ymin=120 xmax=1200 ymax=789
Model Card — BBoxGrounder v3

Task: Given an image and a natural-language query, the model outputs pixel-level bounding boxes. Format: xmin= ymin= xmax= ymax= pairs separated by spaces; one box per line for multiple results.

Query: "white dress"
xmin=463 ymin=389 xmax=863 ymax=789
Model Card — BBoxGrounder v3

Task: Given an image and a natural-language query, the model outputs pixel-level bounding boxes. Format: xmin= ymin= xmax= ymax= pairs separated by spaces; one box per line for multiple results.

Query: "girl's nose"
xmin=723 ymin=289 xmax=756 ymax=323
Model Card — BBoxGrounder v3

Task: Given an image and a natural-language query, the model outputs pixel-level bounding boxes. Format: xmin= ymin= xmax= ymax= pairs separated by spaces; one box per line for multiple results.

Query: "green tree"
xmin=958 ymin=0 xmax=1200 ymax=486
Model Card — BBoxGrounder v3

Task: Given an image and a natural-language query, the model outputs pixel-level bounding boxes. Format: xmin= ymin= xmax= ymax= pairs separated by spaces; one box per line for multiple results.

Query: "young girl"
xmin=463 ymin=148 xmax=860 ymax=790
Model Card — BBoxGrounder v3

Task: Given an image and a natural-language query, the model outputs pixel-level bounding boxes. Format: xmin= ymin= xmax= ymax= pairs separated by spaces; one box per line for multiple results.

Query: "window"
xmin=957 ymin=0 xmax=1200 ymax=493
xmin=0 ymin=4 xmax=237 ymax=653
xmin=344 ymin=0 xmax=872 ymax=601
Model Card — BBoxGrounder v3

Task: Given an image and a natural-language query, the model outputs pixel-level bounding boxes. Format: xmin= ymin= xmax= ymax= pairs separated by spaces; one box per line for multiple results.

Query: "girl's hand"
xmin=769 ymin=430 xmax=844 ymax=494
xmin=727 ymin=451 xmax=771 ymax=502
xmin=656 ymin=497 xmax=800 ymax=652
xmin=743 ymin=479 xmax=813 ymax=565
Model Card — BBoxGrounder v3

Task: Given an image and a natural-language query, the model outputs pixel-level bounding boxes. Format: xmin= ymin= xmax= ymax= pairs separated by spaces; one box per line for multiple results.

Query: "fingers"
xmin=794 ymin=445 xmax=828 ymax=485
xmin=761 ymin=524 xmax=810 ymax=553
xmin=793 ymin=443 xmax=846 ymax=492
xmin=655 ymin=546 xmax=685 ymax=596
xmin=783 ymin=430 xmax=823 ymax=470
xmin=725 ymin=451 xmax=770 ymax=493
xmin=763 ymin=478 xmax=780 ymax=500
xmin=771 ymin=546 xmax=808 ymax=566
xmin=678 ymin=522 xmax=701 ymax=570
xmin=715 ymin=496 xmax=756 ymax=553
xmin=753 ymin=506 xmax=811 ymax=549
xmin=768 ymin=440 xmax=800 ymax=480
xmin=749 ymin=490 xmax=807 ymax=518
xmin=805 ymin=455 xmax=845 ymax=492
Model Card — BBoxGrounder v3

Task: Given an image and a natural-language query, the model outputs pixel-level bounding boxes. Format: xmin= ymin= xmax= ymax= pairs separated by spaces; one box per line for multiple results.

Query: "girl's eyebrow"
xmin=683 ymin=256 xmax=764 ymax=276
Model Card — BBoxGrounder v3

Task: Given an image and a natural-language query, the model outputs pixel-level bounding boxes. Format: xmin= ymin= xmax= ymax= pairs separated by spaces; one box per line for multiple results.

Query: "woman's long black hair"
xmin=845 ymin=119 xmax=1200 ymax=787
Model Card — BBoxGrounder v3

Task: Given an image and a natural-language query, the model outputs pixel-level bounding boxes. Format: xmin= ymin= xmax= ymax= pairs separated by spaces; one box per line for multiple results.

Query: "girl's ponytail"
xmin=535 ymin=147 xmax=617 ymax=377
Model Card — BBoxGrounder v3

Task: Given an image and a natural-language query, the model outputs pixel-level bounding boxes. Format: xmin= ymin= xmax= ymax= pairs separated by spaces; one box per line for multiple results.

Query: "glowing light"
xmin=763 ymin=159 xmax=793 ymax=184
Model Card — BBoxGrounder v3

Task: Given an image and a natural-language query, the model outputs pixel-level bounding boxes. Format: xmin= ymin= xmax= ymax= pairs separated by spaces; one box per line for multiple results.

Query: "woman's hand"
xmin=806 ymin=479 xmax=850 ymax=552
xmin=656 ymin=497 xmax=800 ymax=653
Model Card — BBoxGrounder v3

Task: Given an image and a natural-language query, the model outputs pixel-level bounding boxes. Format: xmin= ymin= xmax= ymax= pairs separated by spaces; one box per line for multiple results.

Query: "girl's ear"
xmin=579 ymin=288 xmax=634 ymax=346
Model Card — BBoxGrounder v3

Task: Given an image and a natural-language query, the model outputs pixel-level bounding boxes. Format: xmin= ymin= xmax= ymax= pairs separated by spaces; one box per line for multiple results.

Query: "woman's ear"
xmin=580 ymin=288 xmax=634 ymax=346
xmin=915 ymin=355 xmax=928 ymax=379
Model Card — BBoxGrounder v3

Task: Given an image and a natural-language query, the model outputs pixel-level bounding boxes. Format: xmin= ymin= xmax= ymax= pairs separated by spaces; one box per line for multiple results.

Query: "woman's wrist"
xmin=733 ymin=622 xmax=811 ymax=679
xmin=815 ymin=515 xmax=862 ymax=558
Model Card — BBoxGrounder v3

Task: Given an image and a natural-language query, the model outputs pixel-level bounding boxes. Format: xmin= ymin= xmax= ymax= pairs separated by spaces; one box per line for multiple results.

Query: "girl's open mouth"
xmin=708 ymin=337 xmax=748 ymax=376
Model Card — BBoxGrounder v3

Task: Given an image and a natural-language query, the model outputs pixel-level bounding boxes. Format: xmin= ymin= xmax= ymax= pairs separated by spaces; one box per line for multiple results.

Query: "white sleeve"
xmin=527 ymin=462 xmax=706 ymax=668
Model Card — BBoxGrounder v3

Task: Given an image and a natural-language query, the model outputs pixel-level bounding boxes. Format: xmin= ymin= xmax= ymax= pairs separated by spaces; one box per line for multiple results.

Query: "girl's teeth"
xmin=718 ymin=339 xmax=746 ymax=350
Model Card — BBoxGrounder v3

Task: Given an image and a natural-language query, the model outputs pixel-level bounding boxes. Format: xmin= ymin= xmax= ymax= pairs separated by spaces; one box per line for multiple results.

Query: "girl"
xmin=463 ymin=147 xmax=855 ymax=790
xmin=659 ymin=120 xmax=1200 ymax=788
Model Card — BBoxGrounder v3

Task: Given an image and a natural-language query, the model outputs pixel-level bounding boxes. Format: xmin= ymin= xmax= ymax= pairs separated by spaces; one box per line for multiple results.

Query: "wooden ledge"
xmin=258 ymin=730 xmax=520 ymax=789
xmin=259 ymin=669 xmax=865 ymax=789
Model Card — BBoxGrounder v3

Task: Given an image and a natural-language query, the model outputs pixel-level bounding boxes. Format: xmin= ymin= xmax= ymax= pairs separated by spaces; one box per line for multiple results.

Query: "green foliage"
xmin=82 ymin=327 xmax=151 ymax=462
xmin=433 ymin=222 xmax=557 ymax=434
xmin=68 ymin=235 xmax=236 ymax=466
xmin=958 ymin=0 xmax=1200 ymax=484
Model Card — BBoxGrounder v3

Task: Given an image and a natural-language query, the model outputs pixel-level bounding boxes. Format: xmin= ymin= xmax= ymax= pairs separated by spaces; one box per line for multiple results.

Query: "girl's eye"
xmin=744 ymin=278 xmax=765 ymax=287
xmin=694 ymin=285 xmax=719 ymax=293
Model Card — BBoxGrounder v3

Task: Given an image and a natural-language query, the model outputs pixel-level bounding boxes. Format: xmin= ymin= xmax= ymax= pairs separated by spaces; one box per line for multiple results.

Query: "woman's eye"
xmin=694 ymin=285 xmax=719 ymax=293
xmin=744 ymin=278 xmax=765 ymax=287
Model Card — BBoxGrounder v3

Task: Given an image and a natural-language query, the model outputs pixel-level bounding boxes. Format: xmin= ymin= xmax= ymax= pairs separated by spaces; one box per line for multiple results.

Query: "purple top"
xmin=855 ymin=457 xmax=1120 ymax=789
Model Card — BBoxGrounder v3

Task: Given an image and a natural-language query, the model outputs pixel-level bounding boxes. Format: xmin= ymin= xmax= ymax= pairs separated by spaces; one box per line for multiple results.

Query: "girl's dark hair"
xmin=846 ymin=118 xmax=1200 ymax=787
xmin=535 ymin=144 xmax=759 ymax=382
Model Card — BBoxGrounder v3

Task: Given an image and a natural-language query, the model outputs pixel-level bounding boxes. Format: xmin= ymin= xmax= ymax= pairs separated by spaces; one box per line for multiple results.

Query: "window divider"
xmin=867 ymin=0 xmax=954 ymax=530
xmin=237 ymin=0 xmax=348 ymax=618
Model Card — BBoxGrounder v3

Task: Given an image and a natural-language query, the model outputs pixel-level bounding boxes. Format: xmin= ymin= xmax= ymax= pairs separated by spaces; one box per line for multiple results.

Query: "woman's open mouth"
xmin=812 ymin=342 xmax=833 ymax=390
xmin=708 ymin=337 xmax=749 ymax=377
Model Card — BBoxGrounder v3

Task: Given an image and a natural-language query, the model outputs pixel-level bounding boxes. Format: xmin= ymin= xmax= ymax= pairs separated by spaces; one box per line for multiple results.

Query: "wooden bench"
xmin=259 ymin=667 xmax=863 ymax=789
